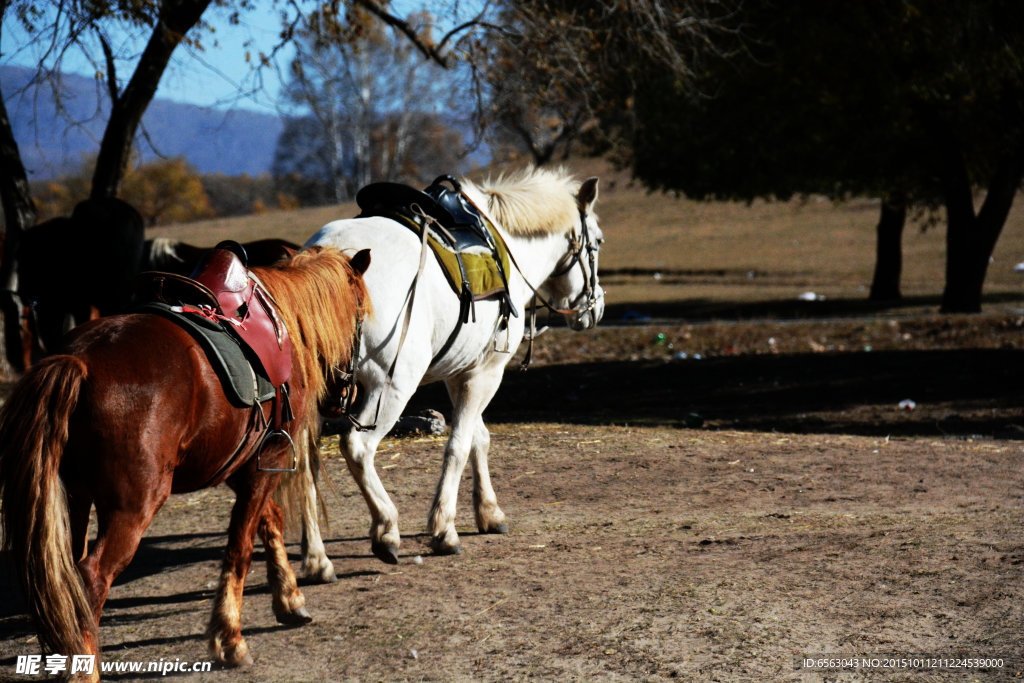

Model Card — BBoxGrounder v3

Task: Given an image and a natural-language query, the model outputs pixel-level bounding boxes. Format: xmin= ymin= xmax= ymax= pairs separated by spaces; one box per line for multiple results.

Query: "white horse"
xmin=296 ymin=167 xmax=604 ymax=576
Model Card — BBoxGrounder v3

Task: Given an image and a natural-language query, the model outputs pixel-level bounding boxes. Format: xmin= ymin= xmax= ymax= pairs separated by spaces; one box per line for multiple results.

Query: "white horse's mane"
xmin=462 ymin=167 xmax=581 ymax=237
xmin=145 ymin=236 xmax=184 ymax=268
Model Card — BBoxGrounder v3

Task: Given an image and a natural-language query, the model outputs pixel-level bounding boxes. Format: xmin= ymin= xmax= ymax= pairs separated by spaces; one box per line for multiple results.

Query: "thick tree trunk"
xmin=924 ymin=107 xmax=1022 ymax=313
xmin=940 ymin=153 xmax=1021 ymax=313
xmin=90 ymin=0 xmax=213 ymax=199
xmin=868 ymin=193 xmax=906 ymax=301
xmin=942 ymin=217 xmax=991 ymax=313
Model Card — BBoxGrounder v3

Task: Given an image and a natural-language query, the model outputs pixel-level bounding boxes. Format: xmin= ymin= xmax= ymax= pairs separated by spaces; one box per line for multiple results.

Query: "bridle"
xmin=549 ymin=207 xmax=602 ymax=317
xmin=488 ymin=206 xmax=602 ymax=369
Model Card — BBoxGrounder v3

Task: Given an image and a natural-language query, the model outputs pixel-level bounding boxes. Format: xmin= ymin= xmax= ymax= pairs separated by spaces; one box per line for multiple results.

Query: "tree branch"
xmin=90 ymin=0 xmax=214 ymax=199
xmin=350 ymin=0 xmax=446 ymax=65
xmin=95 ymin=28 xmax=120 ymax=104
xmin=349 ymin=0 xmax=496 ymax=67
xmin=976 ymin=149 xmax=1024 ymax=246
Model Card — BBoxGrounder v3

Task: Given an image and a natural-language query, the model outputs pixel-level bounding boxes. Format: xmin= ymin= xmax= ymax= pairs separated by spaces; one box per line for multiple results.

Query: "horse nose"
xmin=568 ymin=287 xmax=605 ymax=331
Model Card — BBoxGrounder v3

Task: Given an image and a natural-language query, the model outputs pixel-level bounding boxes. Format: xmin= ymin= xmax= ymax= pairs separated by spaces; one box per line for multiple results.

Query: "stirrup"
xmin=255 ymin=429 xmax=298 ymax=472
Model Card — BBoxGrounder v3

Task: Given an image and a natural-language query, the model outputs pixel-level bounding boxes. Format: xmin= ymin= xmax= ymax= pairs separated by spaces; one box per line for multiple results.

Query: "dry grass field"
xmin=2 ymin=159 xmax=1024 ymax=680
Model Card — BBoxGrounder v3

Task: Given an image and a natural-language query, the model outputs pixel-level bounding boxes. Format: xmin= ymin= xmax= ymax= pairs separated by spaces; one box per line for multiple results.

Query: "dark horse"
xmin=144 ymin=237 xmax=300 ymax=275
xmin=0 ymin=246 xmax=370 ymax=676
xmin=9 ymin=197 xmax=145 ymax=370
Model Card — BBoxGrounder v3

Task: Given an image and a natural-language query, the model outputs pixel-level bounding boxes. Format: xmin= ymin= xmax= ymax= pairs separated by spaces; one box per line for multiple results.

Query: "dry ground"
xmin=1 ymin=318 xmax=1023 ymax=681
xmin=1 ymin=426 xmax=1022 ymax=681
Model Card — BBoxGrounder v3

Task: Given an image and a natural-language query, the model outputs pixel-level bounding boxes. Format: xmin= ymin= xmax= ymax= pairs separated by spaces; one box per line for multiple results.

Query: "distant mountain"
xmin=1 ymin=65 xmax=283 ymax=179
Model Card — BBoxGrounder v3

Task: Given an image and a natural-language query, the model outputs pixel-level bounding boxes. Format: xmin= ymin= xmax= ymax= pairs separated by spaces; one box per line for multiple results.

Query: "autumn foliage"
xmin=34 ymin=156 xmax=214 ymax=226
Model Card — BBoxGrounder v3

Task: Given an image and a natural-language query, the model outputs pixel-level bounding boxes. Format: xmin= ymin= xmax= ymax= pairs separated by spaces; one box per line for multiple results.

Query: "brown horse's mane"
xmin=252 ymin=247 xmax=370 ymax=407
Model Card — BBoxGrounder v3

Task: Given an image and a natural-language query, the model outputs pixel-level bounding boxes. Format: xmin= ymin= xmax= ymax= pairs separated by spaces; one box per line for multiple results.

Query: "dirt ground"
xmin=1 ymin=315 xmax=1023 ymax=681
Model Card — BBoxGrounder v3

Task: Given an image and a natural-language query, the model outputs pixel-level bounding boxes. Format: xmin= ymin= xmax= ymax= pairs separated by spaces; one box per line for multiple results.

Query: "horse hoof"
xmin=276 ymin=605 xmax=313 ymax=626
xmin=372 ymin=541 xmax=400 ymax=565
xmin=487 ymin=522 xmax=509 ymax=535
xmin=430 ymin=538 xmax=464 ymax=556
xmin=302 ymin=561 xmax=338 ymax=584
xmin=220 ymin=642 xmax=253 ymax=668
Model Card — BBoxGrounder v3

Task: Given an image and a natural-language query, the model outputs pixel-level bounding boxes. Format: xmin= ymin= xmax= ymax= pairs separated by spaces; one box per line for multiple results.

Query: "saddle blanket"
xmin=390 ymin=211 xmax=512 ymax=301
xmin=140 ymin=302 xmax=275 ymax=407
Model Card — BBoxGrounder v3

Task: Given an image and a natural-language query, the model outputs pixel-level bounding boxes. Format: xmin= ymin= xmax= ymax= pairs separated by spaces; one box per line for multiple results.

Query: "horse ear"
xmin=350 ymin=248 xmax=371 ymax=276
xmin=577 ymin=177 xmax=599 ymax=211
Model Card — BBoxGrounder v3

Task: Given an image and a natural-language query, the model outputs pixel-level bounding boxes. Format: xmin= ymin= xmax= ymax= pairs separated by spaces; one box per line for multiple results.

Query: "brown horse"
xmin=0 ymin=246 xmax=370 ymax=676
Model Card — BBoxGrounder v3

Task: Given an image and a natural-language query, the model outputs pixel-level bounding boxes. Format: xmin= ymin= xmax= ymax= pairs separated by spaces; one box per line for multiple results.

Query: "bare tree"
xmin=0 ymin=0 xmax=214 ymax=369
xmin=275 ymin=7 xmax=469 ymax=201
xmin=483 ymin=18 xmax=592 ymax=166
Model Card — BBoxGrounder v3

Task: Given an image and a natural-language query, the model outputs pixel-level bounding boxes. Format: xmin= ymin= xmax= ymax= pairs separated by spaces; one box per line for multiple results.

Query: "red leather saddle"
xmin=135 ymin=241 xmax=299 ymax=473
xmin=191 ymin=247 xmax=293 ymax=388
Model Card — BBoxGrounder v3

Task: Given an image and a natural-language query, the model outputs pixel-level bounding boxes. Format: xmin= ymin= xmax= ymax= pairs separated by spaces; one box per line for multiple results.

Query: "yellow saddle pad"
xmin=392 ymin=213 xmax=511 ymax=301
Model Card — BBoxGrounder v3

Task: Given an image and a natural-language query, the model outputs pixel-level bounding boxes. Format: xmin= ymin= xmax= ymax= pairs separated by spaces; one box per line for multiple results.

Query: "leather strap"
xmin=348 ymin=204 xmax=434 ymax=432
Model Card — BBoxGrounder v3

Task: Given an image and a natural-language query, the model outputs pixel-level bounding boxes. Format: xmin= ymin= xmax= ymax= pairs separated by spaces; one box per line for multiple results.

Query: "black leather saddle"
xmin=354 ymin=175 xmax=518 ymax=363
xmin=356 ymin=175 xmax=492 ymax=252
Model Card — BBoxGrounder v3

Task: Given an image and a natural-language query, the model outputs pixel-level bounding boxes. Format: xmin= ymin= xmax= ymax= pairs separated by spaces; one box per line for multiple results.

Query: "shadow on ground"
xmin=409 ymin=348 xmax=1024 ymax=439
xmin=604 ymin=291 xmax=1024 ymax=323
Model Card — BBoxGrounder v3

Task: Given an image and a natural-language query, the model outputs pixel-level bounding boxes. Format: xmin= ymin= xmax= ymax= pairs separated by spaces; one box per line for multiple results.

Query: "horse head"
xmin=541 ymin=176 xmax=605 ymax=331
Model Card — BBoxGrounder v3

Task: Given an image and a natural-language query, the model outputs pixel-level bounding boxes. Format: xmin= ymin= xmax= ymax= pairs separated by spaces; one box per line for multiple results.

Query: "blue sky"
xmin=1 ymin=1 xmax=474 ymax=114
xmin=155 ymin=4 xmax=295 ymax=112
xmin=1 ymin=2 xmax=295 ymax=113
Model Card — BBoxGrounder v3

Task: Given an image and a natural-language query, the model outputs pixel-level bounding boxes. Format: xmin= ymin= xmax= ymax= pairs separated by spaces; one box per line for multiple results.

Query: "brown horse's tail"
xmin=275 ymin=423 xmax=332 ymax=535
xmin=0 ymin=355 xmax=95 ymax=656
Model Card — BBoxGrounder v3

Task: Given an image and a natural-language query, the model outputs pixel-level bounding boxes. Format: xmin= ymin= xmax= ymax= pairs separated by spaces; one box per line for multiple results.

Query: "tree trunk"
xmin=924 ymin=108 xmax=1023 ymax=313
xmin=937 ymin=149 xmax=1019 ymax=313
xmin=941 ymin=217 xmax=989 ymax=313
xmin=868 ymin=193 xmax=906 ymax=301
xmin=940 ymin=152 xmax=1021 ymax=313
xmin=90 ymin=0 xmax=213 ymax=199
xmin=0 ymin=8 xmax=37 ymax=371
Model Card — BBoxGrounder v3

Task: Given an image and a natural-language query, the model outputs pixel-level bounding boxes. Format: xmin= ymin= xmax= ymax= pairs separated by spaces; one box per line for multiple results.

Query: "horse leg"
xmin=275 ymin=428 xmax=336 ymax=583
xmin=429 ymin=368 xmax=504 ymax=555
xmin=299 ymin=484 xmax=335 ymax=582
xmin=207 ymin=472 xmax=277 ymax=667
xmin=256 ymin=499 xmax=313 ymax=625
xmin=469 ymin=417 xmax=508 ymax=535
xmin=340 ymin=427 xmax=402 ymax=564
xmin=335 ymin=376 xmax=419 ymax=565
xmin=78 ymin=487 xmax=170 ymax=656
xmin=297 ymin=432 xmax=336 ymax=583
